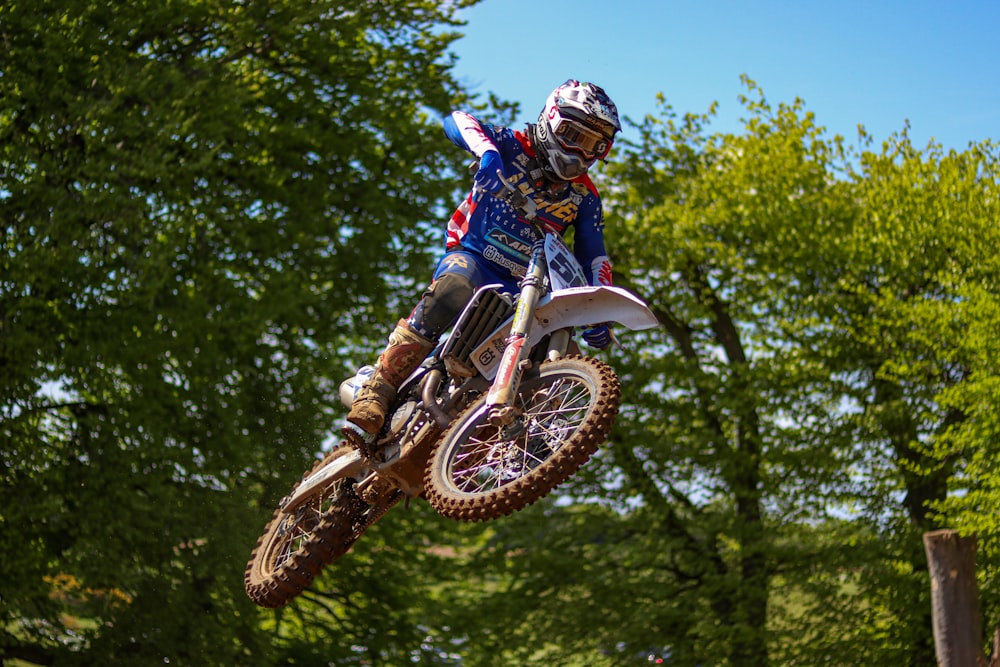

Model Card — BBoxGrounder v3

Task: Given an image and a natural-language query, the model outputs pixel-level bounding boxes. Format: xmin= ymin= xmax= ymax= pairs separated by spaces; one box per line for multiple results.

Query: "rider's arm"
xmin=575 ymin=193 xmax=615 ymax=349
xmin=573 ymin=195 xmax=614 ymax=287
xmin=443 ymin=111 xmax=500 ymax=158
xmin=444 ymin=111 xmax=508 ymax=196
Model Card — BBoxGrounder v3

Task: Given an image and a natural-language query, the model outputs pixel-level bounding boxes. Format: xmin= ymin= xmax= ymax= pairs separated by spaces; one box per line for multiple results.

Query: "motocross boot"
xmin=343 ymin=319 xmax=435 ymax=456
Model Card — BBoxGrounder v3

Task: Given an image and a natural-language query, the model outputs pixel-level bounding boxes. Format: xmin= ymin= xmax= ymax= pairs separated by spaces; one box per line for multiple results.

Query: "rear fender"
xmin=470 ymin=286 xmax=658 ymax=380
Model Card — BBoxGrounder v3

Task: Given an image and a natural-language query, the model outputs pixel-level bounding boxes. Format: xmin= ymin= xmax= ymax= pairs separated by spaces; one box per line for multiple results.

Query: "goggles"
xmin=550 ymin=113 xmax=613 ymax=160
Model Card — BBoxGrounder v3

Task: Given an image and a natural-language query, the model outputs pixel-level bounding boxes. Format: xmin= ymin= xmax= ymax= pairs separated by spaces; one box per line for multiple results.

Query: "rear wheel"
xmin=424 ymin=356 xmax=619 ymax=521
xmin=244 ymin=448 xmax=399 ymax=608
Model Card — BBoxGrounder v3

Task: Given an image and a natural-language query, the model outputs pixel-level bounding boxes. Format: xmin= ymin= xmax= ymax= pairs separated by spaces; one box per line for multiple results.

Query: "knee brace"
xmin=408 ymin=272 xmax=476 ymax=339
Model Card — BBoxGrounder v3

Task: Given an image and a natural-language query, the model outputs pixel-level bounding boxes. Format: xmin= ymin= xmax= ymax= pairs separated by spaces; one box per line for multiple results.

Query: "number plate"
xmin=544 ymin=234 xmax=588 ymax=290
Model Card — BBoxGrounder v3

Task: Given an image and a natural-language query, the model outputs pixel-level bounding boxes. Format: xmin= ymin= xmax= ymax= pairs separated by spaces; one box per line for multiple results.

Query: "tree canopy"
xmin=3 ymin=2 xmax=1000 ymax=665
xmin=420 ymin=81 xmax=1000 ymax=666
xmin=2 ymin=0 xmax=474 ymax=663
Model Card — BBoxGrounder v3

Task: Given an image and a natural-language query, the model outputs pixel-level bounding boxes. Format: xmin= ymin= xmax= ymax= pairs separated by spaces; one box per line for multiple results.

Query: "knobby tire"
xmin=244 ymin=448 xmax=399 ymax=608
xmin=423 ymin=355 xmax=619 ymax=522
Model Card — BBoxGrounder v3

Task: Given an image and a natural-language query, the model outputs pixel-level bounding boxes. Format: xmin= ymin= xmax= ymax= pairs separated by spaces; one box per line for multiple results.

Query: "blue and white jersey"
xmin=442 ymin=111 xmax=613 ymax=288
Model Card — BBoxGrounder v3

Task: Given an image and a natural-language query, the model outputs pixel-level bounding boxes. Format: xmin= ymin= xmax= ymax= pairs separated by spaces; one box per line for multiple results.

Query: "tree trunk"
xmin=923 ymin=529 xmax=986 ymax=667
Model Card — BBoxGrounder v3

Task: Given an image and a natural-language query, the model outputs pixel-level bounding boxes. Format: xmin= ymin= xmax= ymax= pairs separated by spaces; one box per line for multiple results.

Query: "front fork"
xmin=485 ymin=237 xmax=547 ymax=423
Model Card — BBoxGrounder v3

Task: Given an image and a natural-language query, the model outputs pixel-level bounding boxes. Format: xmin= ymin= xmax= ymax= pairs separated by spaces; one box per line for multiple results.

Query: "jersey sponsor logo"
xmin=507 ymin=157 xmax=582 ymax=225
xmin=482 ymin=244 xmax=526 ymax=278
xmin=486 ymin=227 xmax=532 ymax=261
xmin=536 ymin=198 xmax=579 ymax=220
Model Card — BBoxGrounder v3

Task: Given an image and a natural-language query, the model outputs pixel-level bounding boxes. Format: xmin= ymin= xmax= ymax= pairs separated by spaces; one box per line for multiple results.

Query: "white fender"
xmin=281 ymin=448 xmax=366 ymax=513
xmin=470 ymin=286 xmax=659 ymax=380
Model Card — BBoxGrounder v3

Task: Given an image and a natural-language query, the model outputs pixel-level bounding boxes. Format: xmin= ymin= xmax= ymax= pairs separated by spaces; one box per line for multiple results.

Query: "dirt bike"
xmin=244 ymin=173 xmax=658 ymax=608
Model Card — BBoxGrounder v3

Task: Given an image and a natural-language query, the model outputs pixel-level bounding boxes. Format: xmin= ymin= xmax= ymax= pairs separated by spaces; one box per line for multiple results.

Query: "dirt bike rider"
xmin=343 ymin=79 xmax=622 ymax=454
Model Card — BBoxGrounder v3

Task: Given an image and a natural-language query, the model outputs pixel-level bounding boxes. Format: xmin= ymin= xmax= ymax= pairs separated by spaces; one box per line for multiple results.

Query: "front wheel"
xmin=424 ymin=355 xmax=620 ymax=521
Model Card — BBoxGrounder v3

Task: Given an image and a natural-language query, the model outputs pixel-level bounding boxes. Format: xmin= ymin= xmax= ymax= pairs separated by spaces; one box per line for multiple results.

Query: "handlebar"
xmin=469 ymin=159 xmax=537 ymax=221
xmin=493 ymin=170 xmax=537 ymax=221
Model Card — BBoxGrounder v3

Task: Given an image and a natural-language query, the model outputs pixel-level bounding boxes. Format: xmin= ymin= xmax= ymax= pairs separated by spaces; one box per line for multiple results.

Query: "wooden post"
xmin=923 ymin=529 xmax=986 ymax=667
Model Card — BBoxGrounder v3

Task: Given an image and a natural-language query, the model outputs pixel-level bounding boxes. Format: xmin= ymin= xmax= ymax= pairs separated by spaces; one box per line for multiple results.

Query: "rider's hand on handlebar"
xmin=582 ymin=323 xmax=613 ymax=350
xmin=474 ymin=150 xmax=505 ymax=193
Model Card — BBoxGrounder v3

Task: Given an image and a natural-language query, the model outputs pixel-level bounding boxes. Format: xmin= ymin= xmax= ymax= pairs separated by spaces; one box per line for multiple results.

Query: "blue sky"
xmin=450 ymin=0 xmax=999 ymax=151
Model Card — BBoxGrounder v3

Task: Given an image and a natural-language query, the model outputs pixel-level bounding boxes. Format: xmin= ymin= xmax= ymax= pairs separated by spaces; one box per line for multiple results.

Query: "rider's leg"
xmin=406 ymin=270 xmax=476 ymax=341
xmin=344 ymin=318 xmax=436 ymax=439
xmin=344 ymin=258 xmax=479 ymax=446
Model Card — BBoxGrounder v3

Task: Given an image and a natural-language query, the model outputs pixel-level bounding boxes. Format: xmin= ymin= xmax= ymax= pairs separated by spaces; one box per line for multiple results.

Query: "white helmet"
xmin=534 ymin=79 xmax=621 ymax=181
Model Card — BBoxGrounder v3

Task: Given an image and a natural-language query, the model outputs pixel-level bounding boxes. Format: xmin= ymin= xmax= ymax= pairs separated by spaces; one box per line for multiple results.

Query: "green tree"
xmin=1 ymin=0 xmax=477 ymax=663
xmin=437 ymin=81 xmax=863 ymax=667
xmin=802 ymin=130 xmax=1000 ymax=665
xmin=600 ymin=80 xmax=863 ymax=667
xmin=433 ymin=80 xmax=1000 ymax=666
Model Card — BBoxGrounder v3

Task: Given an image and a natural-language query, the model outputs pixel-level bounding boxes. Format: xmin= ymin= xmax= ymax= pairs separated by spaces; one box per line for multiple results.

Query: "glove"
xmin=474 ymin=150 xmax=505 ymax=194
xmin=582 ymin=323 xmax=613 ymax=350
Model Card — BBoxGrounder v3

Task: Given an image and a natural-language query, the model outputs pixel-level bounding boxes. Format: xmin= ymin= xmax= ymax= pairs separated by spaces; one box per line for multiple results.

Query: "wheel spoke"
xmin=267 ymin=482 xmax=342 ymax=568
xmin=446 ymin=374 xmax=595 ymax=493
xmin=425 ymin=357 xmax=620 ymax=522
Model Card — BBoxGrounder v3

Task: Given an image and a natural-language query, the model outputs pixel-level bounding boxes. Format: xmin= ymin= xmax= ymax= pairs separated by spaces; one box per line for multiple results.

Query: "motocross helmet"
xmin=534 ymin=79 xmax=621 ymax=181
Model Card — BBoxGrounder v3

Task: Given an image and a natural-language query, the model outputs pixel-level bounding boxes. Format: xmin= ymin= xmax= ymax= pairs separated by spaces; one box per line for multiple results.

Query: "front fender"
xmin=470 ymin=286 xmax=659 ymax=380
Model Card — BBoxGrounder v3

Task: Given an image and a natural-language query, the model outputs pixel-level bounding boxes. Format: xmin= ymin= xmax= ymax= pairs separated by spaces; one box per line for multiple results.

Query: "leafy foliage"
xmin=5 ymin=4 xmax=1000 ymax=664
xmin=1 ymin=0 xmax=474 ymax=663
xmin=442 ymin=78 xmax=1000 ymax=666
